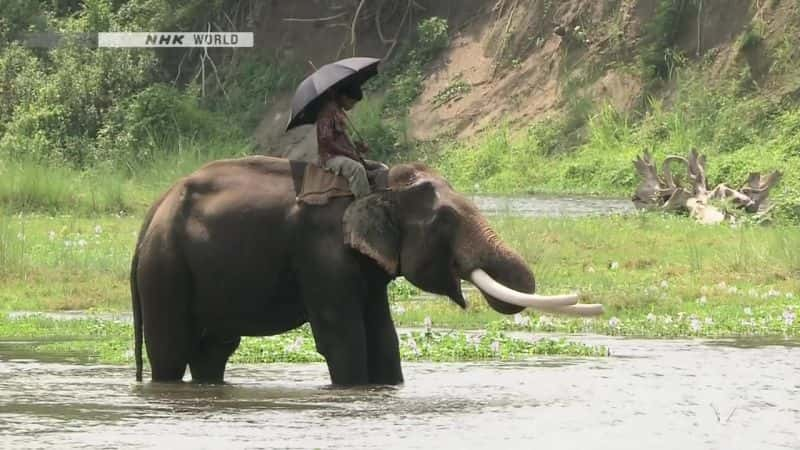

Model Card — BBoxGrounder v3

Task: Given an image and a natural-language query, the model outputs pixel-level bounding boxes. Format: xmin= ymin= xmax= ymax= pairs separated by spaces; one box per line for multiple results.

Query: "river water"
xmin=469 ymin=194 xmax=634 ymax=217
xmin=1 ymin=336 xmax=798 ymax=449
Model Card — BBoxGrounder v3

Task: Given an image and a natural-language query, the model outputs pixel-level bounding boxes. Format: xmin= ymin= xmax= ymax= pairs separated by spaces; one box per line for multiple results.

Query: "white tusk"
xmin=470 ymin=269 xmax=579 ymax=308
xmin=538 ymin=303 xmax=605 ymax=317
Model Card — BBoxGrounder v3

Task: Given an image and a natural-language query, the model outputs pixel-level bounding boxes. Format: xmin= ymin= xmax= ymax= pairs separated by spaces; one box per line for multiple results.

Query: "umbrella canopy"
xmin=286 ymin=57 xmax=380 ymax=131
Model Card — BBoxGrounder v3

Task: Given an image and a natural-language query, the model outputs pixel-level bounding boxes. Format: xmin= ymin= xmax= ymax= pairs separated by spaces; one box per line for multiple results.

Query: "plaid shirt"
xmin=316 ymin=100 xmax=363 ymax=164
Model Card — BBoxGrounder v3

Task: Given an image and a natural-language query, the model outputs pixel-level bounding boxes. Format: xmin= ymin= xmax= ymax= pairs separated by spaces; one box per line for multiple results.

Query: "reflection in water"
xmin=1 ymin=337 xmax=799 ymax=449
xmin=470 ymin=195 xmax=634 ymax=218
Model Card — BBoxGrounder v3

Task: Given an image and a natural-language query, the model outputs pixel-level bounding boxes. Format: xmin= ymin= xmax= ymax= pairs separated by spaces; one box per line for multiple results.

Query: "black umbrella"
xmin=286 ymin=57 xmax=380 ymax=131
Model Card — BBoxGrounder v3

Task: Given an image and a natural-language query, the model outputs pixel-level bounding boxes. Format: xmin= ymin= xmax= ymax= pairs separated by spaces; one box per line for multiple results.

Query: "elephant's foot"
xmin=189 ymin=336 xmax=241 ymax=383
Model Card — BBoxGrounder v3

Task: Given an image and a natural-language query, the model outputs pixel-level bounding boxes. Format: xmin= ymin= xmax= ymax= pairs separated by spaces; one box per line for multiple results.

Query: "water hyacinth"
xmin=689 ymin=316 xmax=701 ymax=333
xmin=513 ymin=313 xmax=531 ymax=327
xmin=406 ymin=336 xmax=420 ymax=356
xmin=537 ymin=315 xmax=554 ymax=329
xmin=784 ymin=309 xmax=796 ymax=327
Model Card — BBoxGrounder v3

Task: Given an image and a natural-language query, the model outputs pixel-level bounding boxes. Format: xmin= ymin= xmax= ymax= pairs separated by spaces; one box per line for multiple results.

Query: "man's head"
xmin=333 ymin=83 xmax=363 ymax=110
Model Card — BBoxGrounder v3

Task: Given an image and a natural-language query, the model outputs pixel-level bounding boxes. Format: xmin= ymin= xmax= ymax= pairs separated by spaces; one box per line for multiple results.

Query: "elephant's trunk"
xmin=457 ymin=217 xmax=603 ymax=317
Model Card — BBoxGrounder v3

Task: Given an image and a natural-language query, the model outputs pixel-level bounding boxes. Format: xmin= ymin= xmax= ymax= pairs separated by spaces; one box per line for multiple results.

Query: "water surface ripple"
xmin=1 ymin=337 xmax=798 ymax=449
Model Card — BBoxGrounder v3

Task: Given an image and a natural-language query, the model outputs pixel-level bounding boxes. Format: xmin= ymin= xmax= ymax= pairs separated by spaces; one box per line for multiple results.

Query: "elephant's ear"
xmin=343 ymin=194 xmax=399 ymax=275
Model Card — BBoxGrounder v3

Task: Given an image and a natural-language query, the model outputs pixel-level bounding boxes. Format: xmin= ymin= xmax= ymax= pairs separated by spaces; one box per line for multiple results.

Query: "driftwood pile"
xmin=632 ymin=150 xmax=781 ymax=224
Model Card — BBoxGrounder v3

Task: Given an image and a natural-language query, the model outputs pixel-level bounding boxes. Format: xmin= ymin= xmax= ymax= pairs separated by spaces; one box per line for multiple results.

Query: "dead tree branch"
xmin=632 ymin=149 xmax=781 ymax=224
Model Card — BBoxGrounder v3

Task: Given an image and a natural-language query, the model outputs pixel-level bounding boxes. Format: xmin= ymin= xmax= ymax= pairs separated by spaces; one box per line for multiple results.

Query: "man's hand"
xmin=355 ymin=140 xmax=370 ymax=155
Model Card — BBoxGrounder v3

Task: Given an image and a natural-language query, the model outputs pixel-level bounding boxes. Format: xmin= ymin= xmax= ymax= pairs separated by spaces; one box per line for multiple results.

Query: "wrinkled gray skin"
xmin=131 ymin=156 xmax=534 ymax=385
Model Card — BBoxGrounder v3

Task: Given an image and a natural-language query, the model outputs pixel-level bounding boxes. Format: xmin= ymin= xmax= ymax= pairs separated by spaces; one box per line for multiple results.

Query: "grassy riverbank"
xmin=1 ymin=212 xmax=797 ymax=340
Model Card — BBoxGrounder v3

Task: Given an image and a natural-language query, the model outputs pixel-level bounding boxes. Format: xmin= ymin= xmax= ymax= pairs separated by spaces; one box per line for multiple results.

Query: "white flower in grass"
xmin=587 ymin=266 xmax=596 ymax=273
xmin=744 ymin=307 xmax=753 ymax=316
xmin=490 ymin=340 xmax=501 ymax=354
xmin=663 ymin=315 xmax=673 ymax=324
xmin=537 ymin=315 xmax=554 ymax=328
xmin=727 ymin=286 xmax=738 ymax=294
xmin=609 ymin=261 xmax=619 ymax=270
xmin=748 ymin=289 xmax=759 ymax=298
xmin=660 ymin=280 xmax=669 ymax=289
xmin=704 ymin=317 xmax=714 ymax=326
xmin=48 ymin=231 xmax=56 ymax=241
xmin=646 ymin=313 xmax=656 ymax=322
xmin=64 ymin=240 xmax=73 ymax=247
xmin=785 ymin=293 xmax=795 ymax=299
xmin=513 ymin=313 xmax=531 ymax=327
xmin=765 ymin=289 xmax=781 ymax=298
xmin=16 ymin=232 xmax=24 ymax=241
xmin=783 ymin=309 xmax=796 ymax=327
xmin=717 ymin=281 xmax=727 ymax=289
xmin=689 ymin=316 xmax=701 ymax=333
xmin=608 ymin=317 xmax=621 ymax=329
xmin=77 ymin=239 xmax=87 ymax=248
xmin=391 ymin=304 xmax=406 ymax=315
xmin=697 ymin=296 xmax=708 ymax=305
xmin=285 ymin=336 xmax=304 ymax=353
xmin=423 ymin=316 xmax=432 ymax=333
xmin=94 ymin=225 xmax=103 ymax=235
xmin=741 ymin=318 xmax=755 ymax=327
xmin=407 ymin=337 xmax=420 ymax=356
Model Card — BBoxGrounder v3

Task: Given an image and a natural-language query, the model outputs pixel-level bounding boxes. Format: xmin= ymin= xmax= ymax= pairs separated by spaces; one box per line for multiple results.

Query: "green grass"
xmin=0 ymin=140 xmax=252 ymax=214
xmin=3 ymin=210 xmax=796 ymax=340
xmin=0 ymin=315 xmax=606 ymax=365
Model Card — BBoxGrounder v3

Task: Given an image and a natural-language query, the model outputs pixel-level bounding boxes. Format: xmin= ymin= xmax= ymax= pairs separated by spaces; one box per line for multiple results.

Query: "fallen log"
xmin=632 ymin=149 xmax=781 ymax=224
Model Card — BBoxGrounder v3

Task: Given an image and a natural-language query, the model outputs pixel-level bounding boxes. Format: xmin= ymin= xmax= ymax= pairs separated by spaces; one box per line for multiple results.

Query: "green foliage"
xmin=353 ymin=17 xmax=450 ymax=157
xmin=738 ymin=21 xmax=765 ymax=52
xmin=213 ymin=56 xmax=304 ymax=130
xmin=415 ymin=16 xmax=450 ymax=61
xmin=432 ymin=76 xmax=471 ymax=108
xmin=349 ymin=96 xmax=408 ymax=161
xmin=639 ymin=0 xmax=692 ymax=80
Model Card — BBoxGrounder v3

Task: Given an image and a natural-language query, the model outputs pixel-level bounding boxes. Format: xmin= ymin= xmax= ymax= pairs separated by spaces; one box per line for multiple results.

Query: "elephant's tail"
xmin=131 ymin=246 xmax=143 ymax=382
xmin=131 ymin=191 xmax=170 ymax=382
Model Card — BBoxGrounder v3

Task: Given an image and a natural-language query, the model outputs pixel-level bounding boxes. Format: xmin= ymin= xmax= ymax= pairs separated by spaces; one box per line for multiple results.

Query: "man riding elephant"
xmin=316 ymin=83 xmax=386 ymax=197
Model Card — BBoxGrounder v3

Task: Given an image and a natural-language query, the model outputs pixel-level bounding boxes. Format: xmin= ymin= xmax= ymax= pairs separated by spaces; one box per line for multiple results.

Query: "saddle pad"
xmin=290 ymin=161 xmax=353 ymax=205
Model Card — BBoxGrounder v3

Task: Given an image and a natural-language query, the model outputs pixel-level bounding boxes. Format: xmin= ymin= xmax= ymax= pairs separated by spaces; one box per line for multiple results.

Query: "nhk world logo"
xmin=98 ymin=32 xmax=253 ymax=48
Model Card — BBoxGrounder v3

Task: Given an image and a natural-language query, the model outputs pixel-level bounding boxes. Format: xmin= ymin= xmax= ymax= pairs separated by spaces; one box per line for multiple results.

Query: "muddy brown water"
xmin=1 ymin=336 xmax=799 ymax=449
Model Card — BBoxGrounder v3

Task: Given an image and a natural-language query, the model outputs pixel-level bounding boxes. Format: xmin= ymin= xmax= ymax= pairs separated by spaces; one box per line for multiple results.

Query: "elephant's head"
xmin=343 ymin=163 xmax=602 ymax=316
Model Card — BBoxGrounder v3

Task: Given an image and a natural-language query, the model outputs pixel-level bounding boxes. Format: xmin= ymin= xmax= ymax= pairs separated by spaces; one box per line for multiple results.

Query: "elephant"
xmin=131 ymin=156 xmax=602 ymax=385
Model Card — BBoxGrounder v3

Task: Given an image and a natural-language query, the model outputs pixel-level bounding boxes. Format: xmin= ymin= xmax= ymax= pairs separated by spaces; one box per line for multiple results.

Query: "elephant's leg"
xmin=364 ymin=289 xmax=404 ymax=385
xmin=307 ymin=305 xmax=369 ymax=386
xmin=189 ymin=336 xmax=241 ymax=383
xmin=137 ymin=246 xmax=192 ymax=382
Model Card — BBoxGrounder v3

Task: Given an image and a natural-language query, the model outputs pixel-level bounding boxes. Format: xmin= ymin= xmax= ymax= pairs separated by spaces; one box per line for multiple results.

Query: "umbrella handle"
xmin=343 ymin=112 xmax=368 ymax=149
